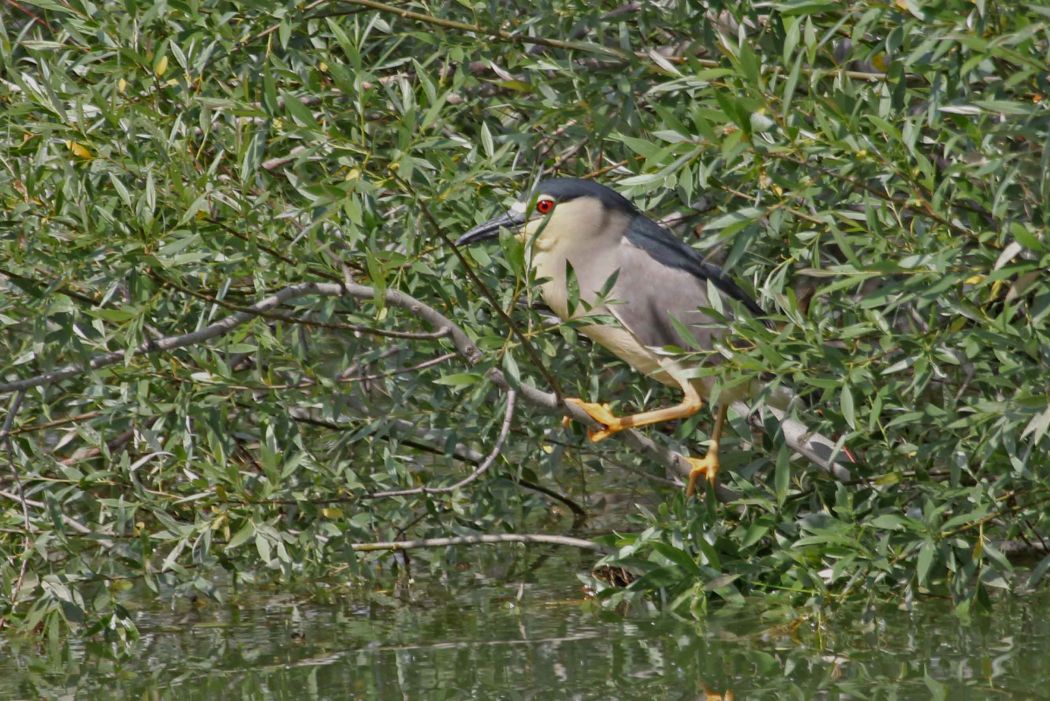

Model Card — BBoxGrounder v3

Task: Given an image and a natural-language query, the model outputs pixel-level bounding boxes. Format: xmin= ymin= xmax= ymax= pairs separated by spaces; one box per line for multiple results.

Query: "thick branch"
xmin=154 ymin=271 xmax=449 ymax=341
xmin=740 ymin=401 xmax=855 ymax=483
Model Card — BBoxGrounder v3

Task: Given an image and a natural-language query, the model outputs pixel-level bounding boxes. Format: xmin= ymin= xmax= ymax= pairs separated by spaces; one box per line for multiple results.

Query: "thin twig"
xmin=59 ymin=429 xmax=134 ymax=466
xmin=0 ymin=491 xmax=99 ymax=537
xmin=583 ymin=159 xmax=628 ymax=179
xmin=527 ymin=2 xmax=642 ymax=55
xmin=287 ymin=407 xmax=587 ymax=517
xmin=351 ymin=352 xmax=457 ymax=383
xmin=0 ymin=390 xmax=29 ymax=630
xmin=10 ymin=411 xmax=102 ymax=436
xmin=367 ymin=390 xmax=517 ymax=498
xmin=325 ymin=0 xmax=628 ymax=59
xmin=764 ymin=151 xmax=979 ymax=242
xmin=153 ymin=271 xmax=448 ymax=341
xmin=0 ymin=266 xmax=100 ymax=307
xmin=323 ymin=0 xmax=899 ymax=88
xmin=513 ymin=476 xmax=588 ymax=523
xmin=394 ymin=173 xmax=568 ymax=398
xmin=155 ymin=349 xmax=457 ymax=393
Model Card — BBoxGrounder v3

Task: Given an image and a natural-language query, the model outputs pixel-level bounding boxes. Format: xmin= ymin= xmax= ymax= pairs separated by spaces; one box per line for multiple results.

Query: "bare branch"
xmin=59 ymin=429 xmax=134 ymax=467
xmin=528 ymin=3 xmax=642 ymax=55
xmin=10 ymin=410 xmax=101 ymax=436
xmin=513 ymin=477 xmax=588 ymax=522
xmin=352 ymin=351 xmax=458 ymax=383
xmin=0 ymin=490 xmax=109 ymax=539
xmin=0 ymin=283 xmax=329 ymax=393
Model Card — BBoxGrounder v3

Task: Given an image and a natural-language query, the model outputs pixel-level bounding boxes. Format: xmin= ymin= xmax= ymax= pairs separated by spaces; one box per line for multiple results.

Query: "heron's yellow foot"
xmin=684 ymin=453 xmax=720 ymax=497
xmin=564 ymin=398 xmax=625 ymax=442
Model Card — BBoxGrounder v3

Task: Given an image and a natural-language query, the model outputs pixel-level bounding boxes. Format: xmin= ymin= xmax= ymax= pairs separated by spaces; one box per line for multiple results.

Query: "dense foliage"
xmin=1 ymin=0 xmax=1047 ymax=641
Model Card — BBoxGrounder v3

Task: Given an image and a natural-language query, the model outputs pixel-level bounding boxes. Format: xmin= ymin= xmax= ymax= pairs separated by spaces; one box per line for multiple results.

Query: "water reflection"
xmin=1 ymin=546 xmax=1048 ymax=699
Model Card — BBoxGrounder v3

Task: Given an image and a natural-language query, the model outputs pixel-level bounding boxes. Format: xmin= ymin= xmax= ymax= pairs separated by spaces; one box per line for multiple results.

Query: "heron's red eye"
xmin=536 ymin=199 xmax=554 ymax=214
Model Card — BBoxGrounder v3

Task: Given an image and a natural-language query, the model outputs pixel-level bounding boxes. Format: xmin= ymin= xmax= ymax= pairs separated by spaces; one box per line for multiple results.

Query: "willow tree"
xmin=1 ymin=0 xmax=1047 ymax=638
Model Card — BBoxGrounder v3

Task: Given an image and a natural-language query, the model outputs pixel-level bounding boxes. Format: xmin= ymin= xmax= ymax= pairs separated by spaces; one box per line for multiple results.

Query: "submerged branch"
xmin=350 ymin=533 xmax=609 ymax=553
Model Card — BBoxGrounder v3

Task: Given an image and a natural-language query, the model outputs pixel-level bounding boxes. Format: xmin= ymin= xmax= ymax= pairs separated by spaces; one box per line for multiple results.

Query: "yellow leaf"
xmin=989 ymin=278 xmax=1006 ymax=301
xmin=874 ymin=472 xmax=900 ymax=486
xmin=110 ymin=579 xmax=133 ymax=593
xmin=964 ymin=274 xmax=984 ymax=285
xmin=321 ymin=507 xmax=343 ymax=519
xmin=66 ymin=140 xmax=93 ymax=160
xmin=155 ymin=55 xmax=168 ymax=77
xmin=495 ymin=79 xmax=532 ymax=92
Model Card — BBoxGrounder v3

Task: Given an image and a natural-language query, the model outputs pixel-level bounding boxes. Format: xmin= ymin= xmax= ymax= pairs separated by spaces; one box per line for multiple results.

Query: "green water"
xmin=2 ymin=547 xmax=1048 ymax=700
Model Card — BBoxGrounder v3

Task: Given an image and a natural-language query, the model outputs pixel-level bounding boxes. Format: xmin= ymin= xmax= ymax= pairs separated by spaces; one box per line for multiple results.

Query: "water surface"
xmin=2 ymin=546 xmax=1048 ymax=699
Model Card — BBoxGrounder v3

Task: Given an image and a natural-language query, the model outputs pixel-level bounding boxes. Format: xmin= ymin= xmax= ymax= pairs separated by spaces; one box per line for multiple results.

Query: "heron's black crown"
xmin=537 ymin=178 xmax=638 ymax=215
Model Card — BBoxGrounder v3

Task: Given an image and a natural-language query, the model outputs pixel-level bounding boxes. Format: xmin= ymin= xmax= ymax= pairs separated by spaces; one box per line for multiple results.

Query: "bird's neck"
xmin=526 ymin=208 xmax=630 ymax=321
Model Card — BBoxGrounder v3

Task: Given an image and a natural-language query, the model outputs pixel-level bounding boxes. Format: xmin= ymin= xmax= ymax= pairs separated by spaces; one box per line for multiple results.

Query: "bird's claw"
xmin=564 ymin=398 xmax=623 ymax=443
xmin=684 ymin=454 xmax=720 ymax=497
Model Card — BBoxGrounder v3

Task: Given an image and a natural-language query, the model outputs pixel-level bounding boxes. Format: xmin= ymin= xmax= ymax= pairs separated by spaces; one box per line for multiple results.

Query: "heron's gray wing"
xmin=603 ymin=239 xmax=714 ymax=352
xmin=623 ymin=214 xmax=765 ymax=317
xmin=606 ymin=219 xmax=763 ymax=352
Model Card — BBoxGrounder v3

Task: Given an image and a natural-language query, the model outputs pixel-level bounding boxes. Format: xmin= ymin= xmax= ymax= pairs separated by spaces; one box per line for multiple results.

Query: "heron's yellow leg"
xmin=685 ymin=403 xmax=727 ymax=496
xmin=565 ymin=379 xmax=702 ymax=443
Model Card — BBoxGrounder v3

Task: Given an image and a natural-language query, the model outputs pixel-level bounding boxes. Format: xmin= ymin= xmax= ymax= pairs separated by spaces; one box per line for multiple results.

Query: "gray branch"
xmin=0 ymin=280 xmax=853 ymax=494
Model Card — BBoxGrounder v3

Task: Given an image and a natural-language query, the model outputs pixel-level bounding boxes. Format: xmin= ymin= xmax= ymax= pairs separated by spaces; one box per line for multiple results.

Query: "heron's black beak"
xmin=455 ymin=209 xmax=525 ymax=246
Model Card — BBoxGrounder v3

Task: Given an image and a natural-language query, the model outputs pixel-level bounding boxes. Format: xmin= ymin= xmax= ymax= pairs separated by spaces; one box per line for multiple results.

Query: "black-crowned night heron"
xmin=456 ymin=178 xmax=774 ymax=496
